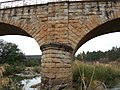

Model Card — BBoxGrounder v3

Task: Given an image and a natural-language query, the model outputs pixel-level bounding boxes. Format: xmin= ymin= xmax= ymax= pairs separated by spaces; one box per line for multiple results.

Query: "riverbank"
xmin=72 ymin=61 xmax=120 ymax=90
xmin=15 ymin=67 xmax=41 ymax=78
xmin=1 ymin=61 xmax=120 ymax=90
xmin=0 ymin=64 xmax=41 ymax=90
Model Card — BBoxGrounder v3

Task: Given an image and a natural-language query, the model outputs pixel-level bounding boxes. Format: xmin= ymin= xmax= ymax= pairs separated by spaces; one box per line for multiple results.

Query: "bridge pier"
xmin=40 ymin=43 xmax=73 ymax=90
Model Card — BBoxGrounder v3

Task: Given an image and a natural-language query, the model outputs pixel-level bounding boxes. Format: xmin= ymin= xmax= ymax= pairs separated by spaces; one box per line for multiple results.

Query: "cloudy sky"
xmin=0 ymin=0 xmax=120 ymax=55
xmin=0 ymin=35 xmax=42 ymax=55
xmin=0 ymin=32 xmax=120 ymax=55
xmin=76 ymin=32 xmax=120 ymax=55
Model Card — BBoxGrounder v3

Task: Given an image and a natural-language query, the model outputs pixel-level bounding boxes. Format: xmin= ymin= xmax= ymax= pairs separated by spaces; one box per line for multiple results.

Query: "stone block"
xmin=41 ymin=62 xmax=56 ymax=68
xmin=0 ymin=1 xmax=119 ymax=90
xmin=42 ymin=72 xmax=55 ymax=79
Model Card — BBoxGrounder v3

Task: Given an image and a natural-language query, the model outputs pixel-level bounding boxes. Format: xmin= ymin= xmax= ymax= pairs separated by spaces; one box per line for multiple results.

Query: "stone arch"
xmin=0 ymin=21 xmax=40 ymax=53
xmin=0 ymin=17 xmax=48 ymax=47
xmin=0 ymin=22 xmax=31 ymax=37
xmin=74 ymin=18 xmax=120 ymax=54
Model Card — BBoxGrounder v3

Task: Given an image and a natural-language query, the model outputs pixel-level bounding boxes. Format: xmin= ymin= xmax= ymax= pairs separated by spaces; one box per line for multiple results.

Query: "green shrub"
xmin=72 ymin=61 xmax=120 ymax=89
xmin=32 ymin=66 xmax=41 ymax=74
xmin=5 ymin=64 xmax=25 ymax=75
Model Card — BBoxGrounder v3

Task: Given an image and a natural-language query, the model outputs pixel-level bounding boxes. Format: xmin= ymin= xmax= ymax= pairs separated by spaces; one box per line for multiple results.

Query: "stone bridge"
xmin=0 ymin=0 xmax=120 ymax=89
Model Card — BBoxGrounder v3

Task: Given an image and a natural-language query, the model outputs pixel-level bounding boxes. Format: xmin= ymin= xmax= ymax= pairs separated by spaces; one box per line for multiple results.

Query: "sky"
xmin=76 ymin=32 xmax=120 ymax=55
xmin=0 ymin=35 xmax=42 ymax=55
xmin=0 ymin=0 xmax=120 ymax=55
xmin=0 ymin=32 xmax=120 ymax=55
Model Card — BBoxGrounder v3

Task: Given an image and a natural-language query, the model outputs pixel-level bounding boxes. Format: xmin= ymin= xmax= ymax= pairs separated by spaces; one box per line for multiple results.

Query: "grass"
xmin=0 ymin=64 xmax=10 ymax=89
xmin=0 ymin=64 xmax=41 ymax=90
xmin=72 ymin=61 xmax=120 ymax=90
xmin=32 ymin=66 xmax=41 ymax=74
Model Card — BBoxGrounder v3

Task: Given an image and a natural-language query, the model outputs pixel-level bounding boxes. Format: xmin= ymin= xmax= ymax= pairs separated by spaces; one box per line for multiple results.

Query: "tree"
xmin=0 ymin=40 xmax=25 ymax=65
xmin=75 ymin=46 xmax=120 ymax=62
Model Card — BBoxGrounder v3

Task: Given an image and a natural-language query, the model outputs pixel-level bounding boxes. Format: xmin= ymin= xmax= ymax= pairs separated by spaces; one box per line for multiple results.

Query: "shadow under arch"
xmin=74 ymin=18 xmax=120 ymax=55
xmin=0 ymin=22 xmax=31 ymax=37
xmin=0 ymin=22 xmax=42 ymax=55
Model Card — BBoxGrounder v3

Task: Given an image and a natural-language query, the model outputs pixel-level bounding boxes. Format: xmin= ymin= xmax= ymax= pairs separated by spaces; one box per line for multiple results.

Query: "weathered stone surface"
xmin=41 ymin=42 xmax=73 ymax=89
xmin=0 ymin=0 xmax=120 ymax=89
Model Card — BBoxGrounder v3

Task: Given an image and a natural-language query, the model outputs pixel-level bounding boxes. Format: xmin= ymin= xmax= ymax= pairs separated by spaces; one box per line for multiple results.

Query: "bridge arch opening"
xmin=74 ymin=18 xmax=120 ymax=55
xmin=0 ymin=22 xmax=42 ymax=59
xmin=75 ymin=32 xmax=120 ymax=55
xmin=74 ymin=18 xmax=120 ymax=89
xmin=0 ymin=22 xmax=42 ymax=89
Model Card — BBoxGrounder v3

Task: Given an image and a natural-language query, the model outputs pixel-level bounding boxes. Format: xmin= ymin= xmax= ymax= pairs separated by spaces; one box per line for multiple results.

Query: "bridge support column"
xmin=40 ymin=43 xmax=73 ymax=90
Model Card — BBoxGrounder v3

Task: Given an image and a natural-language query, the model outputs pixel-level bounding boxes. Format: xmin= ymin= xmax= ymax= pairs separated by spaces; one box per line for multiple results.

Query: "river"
xmin=21 ymin=76 xmax=41 ymax=90
xmin=4 ymin=76 xmax=42 ymax=90
xmin=19 ymin=77 xmax=120 ymax=90
xmin=3 ymin=76 xmax=120 ymax=90
xmin=110 ymin=83 xmax=120 ymax=90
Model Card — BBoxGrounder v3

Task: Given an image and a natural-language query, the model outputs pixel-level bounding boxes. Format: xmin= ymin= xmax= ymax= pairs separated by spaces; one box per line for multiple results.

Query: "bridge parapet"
xmin=0 ymin=0 xmax=118 ymax=9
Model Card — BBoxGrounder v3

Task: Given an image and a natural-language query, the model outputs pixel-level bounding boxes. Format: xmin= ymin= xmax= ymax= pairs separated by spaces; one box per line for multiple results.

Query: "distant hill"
xmin=25 ymin=55 xmax=41 ymax=62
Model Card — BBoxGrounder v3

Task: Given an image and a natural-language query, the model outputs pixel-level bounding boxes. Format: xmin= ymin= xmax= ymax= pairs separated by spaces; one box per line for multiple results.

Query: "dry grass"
xmin=72 ymin=61 xmax=120 ymax=90
xmin=0 ymin=64 xmax=10 ymax=89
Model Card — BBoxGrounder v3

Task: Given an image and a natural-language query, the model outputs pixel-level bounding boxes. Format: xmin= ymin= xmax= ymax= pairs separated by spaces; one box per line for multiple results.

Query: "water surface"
xmin=21 ymin=76 xmax=41 ymax=90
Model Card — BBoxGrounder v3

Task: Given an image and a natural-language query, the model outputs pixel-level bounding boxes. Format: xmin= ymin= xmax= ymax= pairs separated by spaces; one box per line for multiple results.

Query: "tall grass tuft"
xmin=0 ymin=64 xmax=10 ymax=89
xmin=0 ymin=64 xmax=22 ymax=90
xmin=72 ymin=61 xmax=120 ymax=90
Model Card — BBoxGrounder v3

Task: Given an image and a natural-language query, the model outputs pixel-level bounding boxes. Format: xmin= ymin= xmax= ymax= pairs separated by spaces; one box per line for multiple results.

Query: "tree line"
xmin=75 ymin=46 xmax=120 ymax=62
xmin=0 ymin=39 xmax=41 ymax=75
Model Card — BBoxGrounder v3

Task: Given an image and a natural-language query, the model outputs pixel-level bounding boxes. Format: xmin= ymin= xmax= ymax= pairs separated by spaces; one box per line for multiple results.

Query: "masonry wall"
xmin=0 ymin=1 xmax=119 ymax=50
xmin=0 ymin=1 xmax=120 ymax=89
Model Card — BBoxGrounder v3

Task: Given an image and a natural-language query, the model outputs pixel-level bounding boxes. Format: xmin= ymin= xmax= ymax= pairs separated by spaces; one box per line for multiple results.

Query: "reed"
xmin=72 ymin=61 xmax=120 ymax=90
xmin=0 ymin=64 xmax=10 ymax=89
